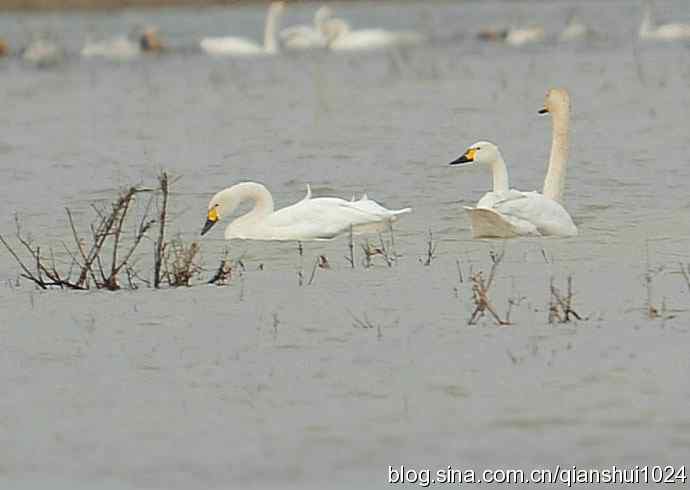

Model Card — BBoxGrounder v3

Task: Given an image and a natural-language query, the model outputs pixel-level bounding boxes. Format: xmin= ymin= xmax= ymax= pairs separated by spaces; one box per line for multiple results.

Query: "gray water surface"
xmin=1 ymin=1 xmax=690 ymax=488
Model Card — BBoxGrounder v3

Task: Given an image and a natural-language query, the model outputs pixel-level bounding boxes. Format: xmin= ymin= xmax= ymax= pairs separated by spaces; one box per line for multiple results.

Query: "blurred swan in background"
xmin=279 ymin=5 xmax=333 ymax=50
xmin=559 ymin=13 xmax=595 ymax=42
xmin=200 ymin=182 xmax=411 ymax=241
xmin=201 ymin=2 xmax=285 ymax=56
xmin=323 ymin=19 xmax=425 ymax=51
xmin=447 ymin=89 xmax=577 ymax=238
xmin=81 ymin=36 xmax=139 ymax=60
xmin=321 ymin=14 xmax=426 ymax=51
xmin=505 ymin=25 xmax=545 ymax=46
xmin=639 ymin=2 xmax=690 ymax=40
xmin=21 ymin=37 xmax=64 ymax=67
xmin=81 ymin=26 xmax=163 ymax=60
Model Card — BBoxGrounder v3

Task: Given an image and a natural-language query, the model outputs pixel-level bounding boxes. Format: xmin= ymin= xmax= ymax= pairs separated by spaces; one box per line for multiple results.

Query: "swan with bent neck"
xmin=448 ymin=89 xmax=577 ymax=238
xmin=279 ymin=6 xmax=333 ymax=50
xmin=200 ymin=2 xmax=285 ymax=56
xmin=201 ymin=182 xmax=411 ymax=241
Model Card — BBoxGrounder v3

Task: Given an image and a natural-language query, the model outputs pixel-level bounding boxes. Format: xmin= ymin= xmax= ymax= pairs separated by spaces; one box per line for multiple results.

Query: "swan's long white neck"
xmin=543 ymin=102 xmax=570 ymax=203
xmin=489 ymin=152 xmax=510 ymax=193
xmin=264 ymin=4 xmax=283 ymax=53
xmin=222 ymin=182 xmax=275 ymax=222
xmin=314 ymin=6 xmax=332 ymax=30
xmin=640 ymin=5 xmax=654 ymax=36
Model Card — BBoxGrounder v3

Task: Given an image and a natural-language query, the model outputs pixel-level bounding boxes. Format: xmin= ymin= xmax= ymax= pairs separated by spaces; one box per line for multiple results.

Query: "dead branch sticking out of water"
xmin=306 ymin=255 xmax=330 ymax=286
xmin=468 ymin=249 xmax=509 ymax=326
xmin=0 ymin=171 xmax=213 ymax=291
xmin=643 ymin=242 xmax=665 ymax=319
xmin=297 ymin=241 xmax=304 ymax=286
xmin=0 ymin=217 xmax=81 ymax=289
xmin=548 ymin=275 xmax=582 ymax=324
xmin=1 ymin=185 xmax=156 ymax=290
xmin=208 ymin=250 xmax=244 ymax=286
xmin=453 ymin=258 xmax=465 ymax=298
xmin=162 ymin=238 xmax=201 ymax=287
xmin=360 ymin=232 xmax=396 ymax=269
xmin=344 ymin=225 xmax=355 ymax=268
xmin=504 ymin=277 xmax=525 ymax=325
xmin=420 ymin=228 xmax=437 ymax=266
xmin=153 ymin=171 xmax=168 ymax=289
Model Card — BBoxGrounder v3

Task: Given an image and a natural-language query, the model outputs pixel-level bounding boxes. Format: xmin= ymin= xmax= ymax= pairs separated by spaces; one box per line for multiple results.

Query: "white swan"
xmin=559 ymin=14 xmax=594 ymax=42
xmin=639 ymin=2 xmax=690 ymax=41
xmin=200 ymin=182 xmax=411 ymax=241
xmin=81 ymin=27 xmax=163 ymax=60
xmin=279 ymin=5 xmax=332 ymax=50
xmin=200 ymin=2 xmax=285 ymax=56
xmin=505 ymin=26 xmax=545 ymax=46
xmin=322 ymin=17 xmax=426 ymax=51
xmin=81 ymin=36 xmax=139 ymax=60
xmin=448 ymin=89 xmax=577 ymax=238
xmin=22 ymin=38 xmax=64 ymax=67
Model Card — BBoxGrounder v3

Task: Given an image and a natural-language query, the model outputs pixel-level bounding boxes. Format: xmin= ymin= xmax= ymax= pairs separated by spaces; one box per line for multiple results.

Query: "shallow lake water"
xmin=1 ymin=0 xmax=690 ymax=488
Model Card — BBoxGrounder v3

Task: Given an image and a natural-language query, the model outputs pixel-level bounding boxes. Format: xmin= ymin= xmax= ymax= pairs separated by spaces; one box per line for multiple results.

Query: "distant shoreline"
xmin=1 ymin=0 xmax=360 ymax=10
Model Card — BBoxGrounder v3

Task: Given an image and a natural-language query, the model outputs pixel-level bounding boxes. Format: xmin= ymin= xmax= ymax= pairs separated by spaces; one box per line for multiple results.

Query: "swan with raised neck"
xmin=539 ymin=88 xmax=571 ymax=203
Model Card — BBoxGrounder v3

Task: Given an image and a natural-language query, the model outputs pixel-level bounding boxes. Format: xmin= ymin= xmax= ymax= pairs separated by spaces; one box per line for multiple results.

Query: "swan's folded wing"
xmin=264 ymin=197 xmax=409 ymax=240
xmin=466 ymin=207 xmax=530 ymax=238
xmin=492 ymin=193 xmax=577 ymax=237
xmin=346 ymin=197 xmax=411 ymax=218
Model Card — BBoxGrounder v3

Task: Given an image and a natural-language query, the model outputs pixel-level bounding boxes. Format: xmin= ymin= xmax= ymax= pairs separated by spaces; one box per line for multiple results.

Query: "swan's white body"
xmin=81 ymin=36 xmax=139 ymax=60
xmin=322 ymin=18 xmax=425 ymax=51
xmin=464 ymin=189 xmax=577 ymax=238
xmin=505 ymin=26 xmax=545 ymax=46
xmin=559 ymin=15 xmax=594 ymax=42
xmin=201 ymin=2 xmax=284 ymax=56
xmin=639 ymin=4 xmax=690 ymax=40
xmin=201 ymin=183 xmax=411 ymax=241
xmin=279 ymin=6 xmax=332 ymax=50
xmin=22 ymin=38 xmax=63 ymax=66
xmin=449 ymin=89 xmax=577 ymax=239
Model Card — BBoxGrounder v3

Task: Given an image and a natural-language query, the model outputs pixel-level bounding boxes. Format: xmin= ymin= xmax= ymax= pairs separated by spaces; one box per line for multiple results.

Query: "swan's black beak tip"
xmin=200 ymin=219 xmax=215 ymax=236
xmin=449 ymin=155 xmax=472 ymax=166
xmin=538 ymin=107 xmax=549 ymax=114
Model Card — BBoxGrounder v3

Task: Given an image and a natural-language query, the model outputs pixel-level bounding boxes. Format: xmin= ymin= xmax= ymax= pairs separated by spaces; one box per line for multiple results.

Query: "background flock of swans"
xmin=1 ymin=1 xmax=689 ymax=65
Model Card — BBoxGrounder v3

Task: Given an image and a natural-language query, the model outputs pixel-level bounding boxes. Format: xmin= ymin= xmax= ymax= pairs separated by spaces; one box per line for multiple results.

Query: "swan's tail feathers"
xmin=390 ymin=207 xmax=412 ymax=217
xmin=360 ymin=193 xmax=369 ymax=201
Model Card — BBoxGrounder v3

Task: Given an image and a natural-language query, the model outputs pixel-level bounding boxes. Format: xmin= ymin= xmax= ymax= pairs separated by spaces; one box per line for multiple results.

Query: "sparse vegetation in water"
xmin=548 ymin=275 xmax=582 ymax=324
xmin=0 ymin=185 xmax=156 ymax=290
xmin=0 ymin=171 xmax=224 ymax=291
xmin=468 ymin=249 xmax=510 ymax=326
xmin=420 ymin=228 xmax=437 ymax=266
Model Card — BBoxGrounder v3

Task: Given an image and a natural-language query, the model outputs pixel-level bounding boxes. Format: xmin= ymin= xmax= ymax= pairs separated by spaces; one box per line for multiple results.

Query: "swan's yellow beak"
xmin=201 ymin=207 xmax=219 ymax=236
xmin=449 ymin=147 xmax=476 ymax=165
